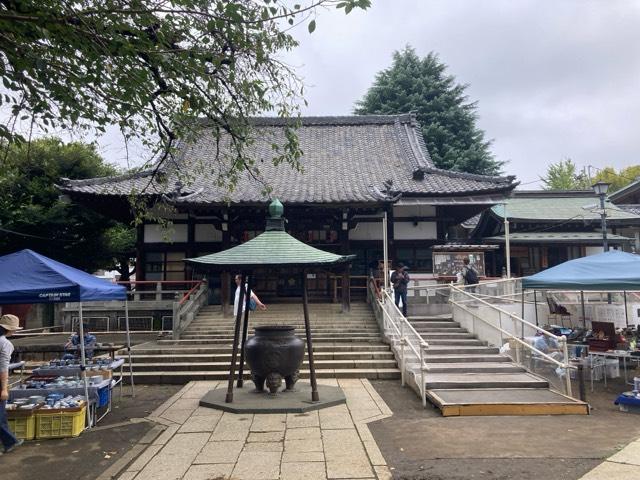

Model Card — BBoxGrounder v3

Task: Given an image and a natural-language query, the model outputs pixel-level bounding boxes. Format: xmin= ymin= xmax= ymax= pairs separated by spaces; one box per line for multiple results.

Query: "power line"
xmin=0 ymin=226 xmax=74 ymax=242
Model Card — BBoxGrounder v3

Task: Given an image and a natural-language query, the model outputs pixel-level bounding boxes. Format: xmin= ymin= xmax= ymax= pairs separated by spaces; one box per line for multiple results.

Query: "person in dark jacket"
xmin=390 ymin=263 xmax=410 ymax=316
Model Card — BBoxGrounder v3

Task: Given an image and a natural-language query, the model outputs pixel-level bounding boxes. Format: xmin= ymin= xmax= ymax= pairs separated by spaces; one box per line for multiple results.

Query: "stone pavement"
xmin=117 ymin=379 xmax=393 ymax=480
xmin=578 ymin=437 xmax=640 ymax=480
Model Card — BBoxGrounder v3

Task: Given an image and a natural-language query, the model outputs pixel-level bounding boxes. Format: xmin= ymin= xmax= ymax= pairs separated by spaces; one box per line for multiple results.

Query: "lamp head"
xmin=592 ymin=181 xmax=611 ymax=196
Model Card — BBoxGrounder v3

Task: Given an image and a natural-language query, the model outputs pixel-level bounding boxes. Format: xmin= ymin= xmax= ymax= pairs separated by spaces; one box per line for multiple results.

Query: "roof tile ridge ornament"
xmin=195 ymin=114 xmax=416 ymax=128
xmin=368 ymin=179 xmax=402 ymax=203
xmin=265 ymin=198 xmax=286 ymax=231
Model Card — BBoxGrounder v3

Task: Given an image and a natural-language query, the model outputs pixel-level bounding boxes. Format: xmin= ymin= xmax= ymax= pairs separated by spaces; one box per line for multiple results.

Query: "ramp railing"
xmin=449 ymin=284 xmax=575 ymax=397
xmin=368 ymin=277 xmax=429 ymax=406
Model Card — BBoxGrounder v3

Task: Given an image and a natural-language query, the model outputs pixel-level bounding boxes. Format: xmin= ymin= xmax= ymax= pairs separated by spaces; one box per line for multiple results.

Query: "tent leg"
xmin=79 ymin=303 xmax=92 ymax=429
xmin=581 ymin=291 xmax=586 ymax=328
xmin=226 ymin=277 xmax=246 ymax=403
xmin=237 ymin=274 xmax=252 ymax=388
xmin=125 ymin=298 xmax=134 ymax=397
xmin=624 ymin=291 xmax=629 ymax=327
xmin=303 ymin=273 xmax=319 ymax=402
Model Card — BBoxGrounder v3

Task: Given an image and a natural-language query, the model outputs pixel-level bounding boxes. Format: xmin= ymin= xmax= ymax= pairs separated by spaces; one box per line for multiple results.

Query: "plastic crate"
xmin=35 ymin=404 xmax=86 ymax=439
xmin=7 ymin=409 xmax=37 ymax=440
xmin=97 ymin=385 xmax=110 ymax=408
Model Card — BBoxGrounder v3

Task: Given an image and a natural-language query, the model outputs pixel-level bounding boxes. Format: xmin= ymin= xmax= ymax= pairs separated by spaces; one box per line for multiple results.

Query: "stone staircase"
xmin=409 ymin=313 xmax=589 ymax=416
xmin=123 ymin=303 xmax=400 ymax=383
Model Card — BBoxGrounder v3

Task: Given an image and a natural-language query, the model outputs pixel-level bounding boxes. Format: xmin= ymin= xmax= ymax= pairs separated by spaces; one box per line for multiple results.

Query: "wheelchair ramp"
xmin=426 ymin=388 xmax=589 ymax=416
xmin=410 ymin=314 xmax=589 ymax=416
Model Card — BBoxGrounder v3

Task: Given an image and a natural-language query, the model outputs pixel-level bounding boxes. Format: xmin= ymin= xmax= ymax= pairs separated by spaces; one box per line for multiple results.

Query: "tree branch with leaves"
xmin=0 ymin=0 xmax=370 ymax=196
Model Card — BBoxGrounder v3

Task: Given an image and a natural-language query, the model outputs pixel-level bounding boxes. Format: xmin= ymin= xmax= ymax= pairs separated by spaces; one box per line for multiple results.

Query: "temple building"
xmin=61 ymin=114 xmax=517 ymax=301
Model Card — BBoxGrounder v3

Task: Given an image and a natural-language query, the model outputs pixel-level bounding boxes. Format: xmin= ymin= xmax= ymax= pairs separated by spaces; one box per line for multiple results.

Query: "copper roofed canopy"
xmin=185 ymin=199 xmax=354 ymax=269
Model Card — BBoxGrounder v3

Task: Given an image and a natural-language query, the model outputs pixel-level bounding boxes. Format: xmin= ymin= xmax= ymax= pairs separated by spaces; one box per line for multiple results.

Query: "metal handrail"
xmin=374 ymin=282 xmax=429 ymax=407
xmin=449 ymin=284 xmax=574 ymax=397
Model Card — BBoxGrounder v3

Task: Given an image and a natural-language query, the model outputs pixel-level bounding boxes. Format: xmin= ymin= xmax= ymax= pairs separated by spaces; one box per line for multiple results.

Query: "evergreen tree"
xmin=355 ymin=46 xmax=502 ymax=175
xmin=0 ymin=138 xmax=136 ymax=276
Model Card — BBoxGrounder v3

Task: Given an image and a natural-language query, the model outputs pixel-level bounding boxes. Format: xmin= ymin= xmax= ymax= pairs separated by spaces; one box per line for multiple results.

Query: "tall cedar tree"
xmin=355 ymin=47 xmax=502 ymax=175
xmin=0 ymin=138 xmax=135 ymax=277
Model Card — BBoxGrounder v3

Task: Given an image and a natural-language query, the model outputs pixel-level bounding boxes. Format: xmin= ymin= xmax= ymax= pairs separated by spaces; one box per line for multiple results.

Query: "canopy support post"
xmin=225 ymin=276 xmax=246 ymax=403
xmin=125 ymin=297 xmax=134 ymax=396
xmin=580 ymin=291 xmax=586 ymax=328
xmin=78 ymin=303 xmax=92 ymax=429
xmin=237 ymin=274 xmax=252 ymax=388
xmin=521 ymin=289 xmax=525 ymax=339
xmin=624 ymin=291 xmax=629 ymax=327
xmin=303 ymin=272 xmax=319 ymax=402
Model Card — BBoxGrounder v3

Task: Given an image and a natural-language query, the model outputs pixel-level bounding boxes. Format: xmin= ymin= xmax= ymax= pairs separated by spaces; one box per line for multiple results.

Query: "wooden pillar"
xmin=386 ymin=205 xmax=395 ymax=264
xmin=221 ymin=272 xmax=231 ymax=317
xmin=341 ymin=265 xmax=351 ymax=313
xmin=339 ymin=208 xmax=350 ymax=311
xmin=136 ymin=224 xmax=145 ymax=281
xmin=221 ymin=209 xmax=231 ymax=316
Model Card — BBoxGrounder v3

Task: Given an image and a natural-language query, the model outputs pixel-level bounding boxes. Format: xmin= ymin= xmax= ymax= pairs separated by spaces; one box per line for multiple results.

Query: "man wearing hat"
xmin=1 ymin=314 xmax=23 ymax=454
xmin=390 ymin=263 xmax=410 ymax=316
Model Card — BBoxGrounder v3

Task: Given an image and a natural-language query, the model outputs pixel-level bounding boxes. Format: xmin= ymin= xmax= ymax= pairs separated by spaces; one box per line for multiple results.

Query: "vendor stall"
xmin=0 ymin=249 xmax=134 ymax=431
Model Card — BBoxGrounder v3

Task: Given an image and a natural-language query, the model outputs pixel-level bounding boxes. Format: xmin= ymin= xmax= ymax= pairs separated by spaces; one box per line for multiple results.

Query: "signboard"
xmin=432 ymin=252 xmax=485 ymax=277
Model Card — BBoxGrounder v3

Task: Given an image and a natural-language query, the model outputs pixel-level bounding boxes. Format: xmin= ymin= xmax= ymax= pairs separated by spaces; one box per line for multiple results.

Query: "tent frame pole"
xmin=78 ymin=303 xmax=92 ymax=429
xmin=580 ymin=291 xmax=586 ymax=328
xmin=624 ymin=291 xmax=629 ymax=327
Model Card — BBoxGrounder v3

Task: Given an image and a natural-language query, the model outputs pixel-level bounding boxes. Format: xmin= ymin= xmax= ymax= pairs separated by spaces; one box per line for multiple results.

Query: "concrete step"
xmin=412 ymin=327 xmax=469 ymax=334
xmin=423 ymin=346 xmax=500 ymax=355
xmin=179 ymin=332 xmax=383 ymax=340
xmin=419 ymin=332 xmax=476 ymax=339
xmin=409 ymin=321 xmax=460 ymax=328
xmin=424 ymin=372 xmax=549 ymax=390
xmin=125 ymin=368 xmax=401 ymax=384
xmin=125 ymin=359 xmax=398 ymax=372
xmin=426 ymin=388 xmax=589 ymax=416
xmin=131 ymin=343 xmax=391 ymax=355
xmin=422 ymin=339 xmax=486 ymax=346
xmin=424 ymin=362 xmax=525 ymax=374
xmin=408 ymin=315 xmax=453 ymax=321
xmin=184 ymin=325 xmax=380 ymax=336
xmin=160 ymin=336 xmax=383 ymax=345
xmin=125 ymin=351 xmax=396 ymax=363
xmin=420 ymin=354 xmax=512 ymax=363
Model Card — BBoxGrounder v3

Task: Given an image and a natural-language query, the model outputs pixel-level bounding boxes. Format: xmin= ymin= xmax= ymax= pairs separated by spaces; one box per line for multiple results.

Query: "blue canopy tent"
xmin=522 ymin=250 xmax=640 ymax=327
xmin=0 ymin=249 xmax=135 ymax=426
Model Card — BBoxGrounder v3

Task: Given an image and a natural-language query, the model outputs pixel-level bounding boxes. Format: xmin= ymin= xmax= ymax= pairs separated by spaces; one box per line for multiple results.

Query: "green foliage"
xmin=354 ymin=46 xmax=502 ymax=175
xmin=0 ymin=138 xmax=135 ymax=273
xmin=593 ymin=165 xmax=640 ymax=192
xmin=540 ymin=159 xmax=591 ymax=190
xmin=0 ymin=0 xmax=370 ymax=194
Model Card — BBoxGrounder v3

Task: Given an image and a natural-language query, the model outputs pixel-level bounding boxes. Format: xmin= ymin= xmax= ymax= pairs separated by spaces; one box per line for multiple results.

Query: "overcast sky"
xmin=94 ymin=1 xmax=640 ymax=187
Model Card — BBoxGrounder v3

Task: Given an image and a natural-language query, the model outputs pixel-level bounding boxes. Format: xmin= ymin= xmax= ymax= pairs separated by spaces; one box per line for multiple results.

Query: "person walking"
xmin=461 ymin=257 xmax=479 ymax=292
xmin=233 ymin=274 xmax=267 ymax=316
xmin=390 ymin=263 xmax=410 ymax=316
xmin=1 ymin=314 xmax=23 ymax=454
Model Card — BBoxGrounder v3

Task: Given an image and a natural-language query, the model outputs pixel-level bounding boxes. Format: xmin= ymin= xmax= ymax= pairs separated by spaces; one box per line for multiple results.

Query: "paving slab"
xmin=280 ymin=461 xmax=328 ymax=480
xmin=231 ymin=451 xmax=282 ymax=480
xmin=121 ymin=379 xmax=391 ymax=480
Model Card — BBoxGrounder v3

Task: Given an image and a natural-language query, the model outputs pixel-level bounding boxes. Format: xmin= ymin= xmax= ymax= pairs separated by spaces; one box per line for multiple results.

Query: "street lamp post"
xmin=592 ymin=181 xmax=611 ymax=252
